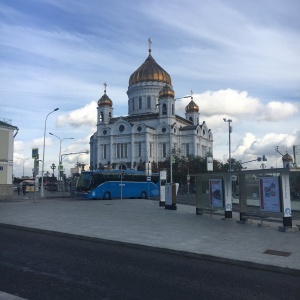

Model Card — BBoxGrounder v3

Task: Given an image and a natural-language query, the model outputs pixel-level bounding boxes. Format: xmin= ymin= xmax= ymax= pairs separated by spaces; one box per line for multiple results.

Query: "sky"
xmin=1 ymin=0 xmax=300 ymax=178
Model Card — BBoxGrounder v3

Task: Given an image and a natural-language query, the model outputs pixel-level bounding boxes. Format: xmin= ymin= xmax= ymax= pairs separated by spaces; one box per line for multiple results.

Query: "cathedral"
xmin=89 ymin=40 xmax=213 ymax=172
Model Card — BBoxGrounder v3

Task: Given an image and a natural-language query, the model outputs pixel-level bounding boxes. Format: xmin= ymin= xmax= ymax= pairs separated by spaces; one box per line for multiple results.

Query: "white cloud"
xmin=56 ymin=101 xmax=97 ymax=128
xmin=257 ymin=101 xmax=298 ymax=121
xmin=176 ymin=89 xmax=298 ymax=123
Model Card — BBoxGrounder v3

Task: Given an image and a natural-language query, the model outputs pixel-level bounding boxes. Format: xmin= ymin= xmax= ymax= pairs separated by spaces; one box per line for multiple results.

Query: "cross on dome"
xmin=148 ymin=37 xmax=152 ymax=54
xmin=103 ymin=82 xmax=107 ymax=94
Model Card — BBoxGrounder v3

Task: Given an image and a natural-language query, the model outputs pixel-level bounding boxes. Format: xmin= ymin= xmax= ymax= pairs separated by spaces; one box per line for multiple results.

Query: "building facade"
xmin=90 ymin=44 xmax=213 ymax=171
xmin=0 ymin=118 xmax=18 ymax=198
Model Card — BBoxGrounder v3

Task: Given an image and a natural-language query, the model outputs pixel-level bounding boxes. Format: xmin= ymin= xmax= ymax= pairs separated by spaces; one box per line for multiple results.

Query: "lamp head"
xmin=54 ymin=108 xmax=59 ymax=111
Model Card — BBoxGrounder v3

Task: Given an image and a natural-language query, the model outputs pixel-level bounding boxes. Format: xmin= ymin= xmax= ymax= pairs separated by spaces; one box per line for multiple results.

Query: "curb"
xmin=1 ymin=222 xmax=300 ymax=277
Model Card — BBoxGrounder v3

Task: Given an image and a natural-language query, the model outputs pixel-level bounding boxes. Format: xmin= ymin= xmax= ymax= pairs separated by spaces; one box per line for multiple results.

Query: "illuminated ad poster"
xmin=259 ymin=177 xmax=280 ymax=212
xmin=209 ymin=179 xmax=224 ymax=208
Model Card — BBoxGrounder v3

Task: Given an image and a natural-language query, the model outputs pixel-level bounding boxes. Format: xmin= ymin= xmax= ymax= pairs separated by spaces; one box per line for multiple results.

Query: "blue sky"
xmin=1 ymin=0 xmax=300 ymax=177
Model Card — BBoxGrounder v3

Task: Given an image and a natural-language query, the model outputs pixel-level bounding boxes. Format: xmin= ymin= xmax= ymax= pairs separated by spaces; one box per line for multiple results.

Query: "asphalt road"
xmin=1 ymin=227 xmax=300 ymax=300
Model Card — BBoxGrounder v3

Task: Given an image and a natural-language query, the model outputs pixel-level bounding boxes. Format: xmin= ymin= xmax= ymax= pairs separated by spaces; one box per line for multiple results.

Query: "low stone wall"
xmin=0 ymin=184 xmax=13 ymax=200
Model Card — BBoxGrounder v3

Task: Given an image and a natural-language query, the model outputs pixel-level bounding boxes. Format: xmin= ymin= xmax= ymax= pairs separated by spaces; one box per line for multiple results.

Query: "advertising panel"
xmin=207 ymin=157 xmax=213 ymax=171
xmin=259 ymin=177 xmax=280 ymax=212
xmin=209 ymin=179 xmax=224 ymax=207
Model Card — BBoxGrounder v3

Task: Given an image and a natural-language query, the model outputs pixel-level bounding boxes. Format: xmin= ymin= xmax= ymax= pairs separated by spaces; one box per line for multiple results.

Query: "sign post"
xmin=159 ymin=170 xmax=167 ymax=206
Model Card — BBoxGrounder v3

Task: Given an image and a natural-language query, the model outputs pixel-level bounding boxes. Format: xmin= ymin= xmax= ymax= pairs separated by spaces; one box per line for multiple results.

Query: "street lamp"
xmin=49 ymin=132 xmax=74 ymax=183
xmin=223 ymin=118 xmax=232 ymax=171
xmin=41 ymin=108 xmax=59 ymax=197
xmin=17 ymin=157 xmax=30 ymax=178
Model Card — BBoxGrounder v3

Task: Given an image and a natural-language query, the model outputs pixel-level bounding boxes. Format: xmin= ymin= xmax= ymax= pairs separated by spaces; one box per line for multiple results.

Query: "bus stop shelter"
xmin=192 ymin=168 xmax=300 ymax=229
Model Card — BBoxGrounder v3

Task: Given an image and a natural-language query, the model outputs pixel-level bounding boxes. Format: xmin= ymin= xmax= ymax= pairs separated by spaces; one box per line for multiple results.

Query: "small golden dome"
xmin=98 ymin=93 xmax=113 ymax=107
xmin=185 ymin=99 xmax=199 ymax=113
xmin=129 ymin=52 xmax=172 ymax=86
xmin=158 ymin=84 xmax=175 ymax=99
xmin=282 ymin=153 xmax=293 ymax=161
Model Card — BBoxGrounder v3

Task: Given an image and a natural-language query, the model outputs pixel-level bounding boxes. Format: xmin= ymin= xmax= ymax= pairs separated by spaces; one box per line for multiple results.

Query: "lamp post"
xmin=50 ymin=163 xmax=56 ymax=192
xmin=49 ymin=132 xmax=74 ymax=187
xmin=41 ymin=108 xmax=59 ymax=197
xmin=223 ymin=118 xmax=232 ymax=171
xmin=17 ymin=157 xmax=30 ymax=178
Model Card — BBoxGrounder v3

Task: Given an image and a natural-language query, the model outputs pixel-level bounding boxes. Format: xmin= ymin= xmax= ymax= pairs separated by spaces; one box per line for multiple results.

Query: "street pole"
xmin=170 ymin=123 xmax=172 ymax=183
xmin=49 ymin=133 xmax=74 ymax=191
xmin=223 ymin=118 xmax=232 ymax=171
xmin=41 ymin=108 xmax=59 ymax=197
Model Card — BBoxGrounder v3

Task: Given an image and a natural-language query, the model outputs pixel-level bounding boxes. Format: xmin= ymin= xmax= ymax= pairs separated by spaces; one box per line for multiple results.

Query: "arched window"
xmin=138 ymin=142 xmax=142 ymax=157
xmin=147 ymin=96 xmax=151 ymax=109
xmin=186 ymin=144 xmax=190 ymax=156
xmin=163 ymin=143 xmax=167 ymax=157
xmin=162 ymin=103 xmax=167 ymax=115
xmin=172 ymin=104 xmax=174 ymax=115
xmin=108 ymin=112 xmax=112 ymax=120
xmin=139 ymin=97 xmax=142 ymax=109
xmin=99 ymin=111 xmax=103 ymax=122
xmin=132 ymin=99 xmax=135 ymax=110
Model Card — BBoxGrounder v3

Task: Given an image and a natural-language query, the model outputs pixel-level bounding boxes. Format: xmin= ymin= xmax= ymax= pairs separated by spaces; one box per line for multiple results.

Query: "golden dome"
xmin=159 ymin=84 xmax=175 ymax=99
xmin=282 ymin=153 xmax=293 ymax=161
xmin=185 ymin=99 xmax=199 ymax=113
xmin=129 ymin=52 xmax=172 ymax=86
xmin=98 ymin=93 xmax=113 ymax=107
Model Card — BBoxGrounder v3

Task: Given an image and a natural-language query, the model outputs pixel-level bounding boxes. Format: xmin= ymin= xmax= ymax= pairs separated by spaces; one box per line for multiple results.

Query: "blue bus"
xmin=75 ymin=169 xmax=160 ymax=200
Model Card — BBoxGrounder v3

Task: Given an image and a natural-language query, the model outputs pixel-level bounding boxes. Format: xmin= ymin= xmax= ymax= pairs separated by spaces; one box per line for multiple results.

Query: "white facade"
xmin=90 ymin=47 xmax=213 ymax=171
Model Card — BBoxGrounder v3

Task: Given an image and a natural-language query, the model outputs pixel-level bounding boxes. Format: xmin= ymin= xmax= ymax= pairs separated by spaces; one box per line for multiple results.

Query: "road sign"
xmin=32 ymin=148 xmax=38 ymax=159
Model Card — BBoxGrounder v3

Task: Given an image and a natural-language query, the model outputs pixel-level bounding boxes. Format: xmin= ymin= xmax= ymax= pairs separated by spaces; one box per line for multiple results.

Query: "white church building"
xmin=90 ymin=42 xmax=213 ymax=172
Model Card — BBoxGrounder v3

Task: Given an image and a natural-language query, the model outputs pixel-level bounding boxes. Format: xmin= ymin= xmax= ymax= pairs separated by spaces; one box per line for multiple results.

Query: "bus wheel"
xmin=140 ymin=191 xmax=147 ymax=199
xmin=103 ymin=192 xmax=111 ymax=200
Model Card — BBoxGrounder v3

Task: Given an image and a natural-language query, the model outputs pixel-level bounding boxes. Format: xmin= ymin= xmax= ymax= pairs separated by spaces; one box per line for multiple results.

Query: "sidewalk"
xmin=0 ymin=195 xmax=300 ymax=276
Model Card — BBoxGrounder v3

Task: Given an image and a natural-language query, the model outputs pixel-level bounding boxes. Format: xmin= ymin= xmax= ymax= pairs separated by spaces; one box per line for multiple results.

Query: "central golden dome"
xmin=129 ymin=51 xmax=172 ymax=86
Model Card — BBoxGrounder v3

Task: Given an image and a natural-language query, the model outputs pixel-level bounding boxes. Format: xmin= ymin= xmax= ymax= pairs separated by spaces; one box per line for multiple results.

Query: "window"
xmin=137 ymin=126 xmax=142 ymax=132
xmin=163 ymin=143 xmax=166 ymax=158
xmin=149 ymin=142 xmax=152 ymax=158
xmin=119 ymin=125 xmax=125 ymax=132
xmin=172 ymin=104 xmax=174 ymax=115
xmin=99 ymin=111 xmax=103 ymax=122
xmin=117 ymin=143 xmax=128 ymax=158
xmin=139 ymin=97 xmax=142 ymax=109
xmin=104 ymin=144 xmax=107 ymax=159
xmin=109 ymin=112 xmax=112 ymax=120
xmin=203 ymin=129 xmax=206 ymax=135
xmin=162 ymin=127 xmax=166 ymax=133
xmin=117 ymin=143 xmax=120 ymax=158
xmin=138 ymin=142 xmax=142 ymax=157
xmin=162 ymin=103 xmax=167 ymax=115
xmin=147 ymin=96 xmax=151 ymax=109
xmin=189 ymin=117 xmax=193 ymax=122
xmin=186 ymin=144 xmax=190 ymax=156
xmin=132 ymin=99 xmax=135 ymax=110
xmin=103 ymin=130 xmax=107 ymax=135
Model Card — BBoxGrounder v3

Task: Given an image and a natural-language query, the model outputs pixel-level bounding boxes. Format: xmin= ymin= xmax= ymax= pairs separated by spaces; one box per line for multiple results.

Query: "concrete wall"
xmin=0 ymin=184 xmax=13 ymax=200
